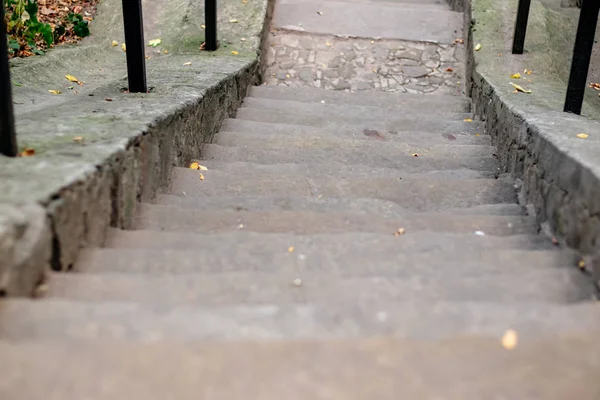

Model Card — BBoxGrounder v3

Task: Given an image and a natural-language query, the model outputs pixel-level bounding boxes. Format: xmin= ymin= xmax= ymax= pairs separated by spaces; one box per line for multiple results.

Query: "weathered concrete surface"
xmin=464 ymin=0 xmax=600 ymax=281
xmin=0 ymin=0 xmax=274 ymax=291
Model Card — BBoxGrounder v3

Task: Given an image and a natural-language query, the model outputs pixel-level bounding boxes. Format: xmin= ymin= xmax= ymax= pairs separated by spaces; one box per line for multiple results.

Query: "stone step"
xmin=185 ymin=161 xmax=497 ymax=179
xmin=221 ymin=119 xmax=489 ymax=145
xmin=213 ymin=131 xmax=496 ymax=158
xmin=105 ymin=230 xmax=553 ymax=253
xmin=247 ymin=85 xmax=471 ymax=112
xmin=235 ymin=106 xmax=483 ymax=135
xmin=155 ymin=194 xmax=526 ymax=216
xmin=199 ymin=144 xmax=498 ymax=173
xmin=44 ymin=269 xmax=594 ymax=305
xmin=2 ymin=336 xmax=598 ymax=399
xmin=280 ymin=0 xmax=449 ymax=10
xmin=77 ymin=243 xmax=577 ymax=276
xmin=241 ymin=97 xmax=471 ymax=121
xmin=167 ymin=169 xmax=516 ymax=212
xmin=133 ymin=204 xmax=538 ymax=236
xmin=273 ymin=0 xmax=464 ymax=44
xmin=2 ymin=299 xmax=600 ymax=343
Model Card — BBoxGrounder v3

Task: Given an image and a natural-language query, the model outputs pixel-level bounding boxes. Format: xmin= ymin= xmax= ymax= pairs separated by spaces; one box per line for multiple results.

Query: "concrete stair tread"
xmin=235 ymin=107 xmax=484 ymax=134
xmin=213 ymin=131 xmax=496 ymax=157
xmin=221 ymin=119 xmax=490 ymax=145
xmin=2 ymin=336 xmax=599 ymax=399
xmin=105 ymin=229 xmax=556 ymax=252
xmin=3 ymin=298 xmax=600 ymax=342
xmin=43 ymin=270 xmax=594 ymax=304
xmin=155 ymin=194 xmax=526 ymax=216
xmin=247 ymin=85 xmax=471 ymax=112
xmin=280 ymin=0 xmax=451 ymax=11
xmin=133 ymin=204 xmax=538 ymax=236
xmin=273 ymin=1 xmax=464 ymax=43
xmin=76 ymin=244 xmax=579 ymax=276
xmin=241 ymin=97 xmax=472 ymax=120
xmin=167 ymin=169 xmax=516 ymax=211
xmin=200 ymin=144 xmax=498 ymax=172
xmin=182 ymin=161 xmax=498 ymax=179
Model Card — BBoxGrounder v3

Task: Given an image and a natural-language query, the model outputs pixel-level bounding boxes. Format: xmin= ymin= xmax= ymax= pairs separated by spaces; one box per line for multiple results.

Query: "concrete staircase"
xmin=2 ymin=0 xmax=600 ymax=397
xmin=2 ymin=85 xmax=600 ymax=398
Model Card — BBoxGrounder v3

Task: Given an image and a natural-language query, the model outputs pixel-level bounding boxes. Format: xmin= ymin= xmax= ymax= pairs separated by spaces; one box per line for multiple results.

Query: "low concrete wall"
xmin=0 ymin=0 xmax=275 ymax=296
xmin=463 ymin=0 xmax=600 ymax=284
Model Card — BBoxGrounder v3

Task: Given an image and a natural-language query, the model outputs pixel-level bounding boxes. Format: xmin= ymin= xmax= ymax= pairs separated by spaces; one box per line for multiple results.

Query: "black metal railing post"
xmin=121 ymin=0 xmax=147 ymax=93
xmin=204 ymin=0 xmax=218 ymax=51
xmin=564 ymin=0 xmax=600 ymax=115
xmin=0 ymin=2 xmax=17 ymax=157
xmin=512 ymin=0 xmax=532 ymax=54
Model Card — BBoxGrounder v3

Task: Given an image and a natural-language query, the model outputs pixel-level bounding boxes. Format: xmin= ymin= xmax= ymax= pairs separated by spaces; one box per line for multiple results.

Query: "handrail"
xmin=122 ymin=0 xmax=148 ymax=93
xmin=512 ymin=0 xmax=599 ymax=115
xmin=0 ymin=2 xmax=17 ymax=157
xmin=205 ymin=0 xmax=218 ymax=51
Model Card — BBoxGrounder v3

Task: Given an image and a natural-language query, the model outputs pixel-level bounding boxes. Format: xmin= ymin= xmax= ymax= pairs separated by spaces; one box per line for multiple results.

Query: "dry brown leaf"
xmin=445 ymin=67 xmax=454 ymax=72
xmin=454 ymin=38 xmax=464 ymax=44
xmin=72 ymin=136 xmax=83 ymax=143
xmin=19 ymin=148 xmax=35 ymax=157
xmin=394 ymin=228 xmax=406 ymax=237
xmin=411 ymin=153 xmax=419 ymax=157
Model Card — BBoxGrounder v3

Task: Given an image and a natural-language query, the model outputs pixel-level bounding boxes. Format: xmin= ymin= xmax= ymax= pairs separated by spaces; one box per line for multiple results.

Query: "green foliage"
xmin=4 ymin=0 xmax=91 ymax=57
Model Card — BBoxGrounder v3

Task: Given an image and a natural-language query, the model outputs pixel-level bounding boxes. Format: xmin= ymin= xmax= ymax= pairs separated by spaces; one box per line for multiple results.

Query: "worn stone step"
xmin=273 ymin=1 xmax=464 ymax=43
xmin=105 ymin=230 xmax=554 ymax=254
xmin=235 ymin=107 xmax=483 ymax=135
xmin=155 ymin=195 xmax=526 ymax=216
xmin=200 ymin=144 xmax=498 ymax=173
xmin=221 ymin=119 xmax=489 ymax=145
xmin=213 ymin=132 xmax=496 ymax=159
xmin=2 ymin=336 xmax=599 ymax=400
xmin=280 ymin=0 xmax=450 ymax=10
xmin=45 ymin=269 xmax=594 ymax=305
xmin=77 ymin=242 xmax=577 ymax=276
xmin=2 ymin=298 xmax=600 ymax=343
xmin=133 ymin=205 xmax=537 ymax=236
xmin=185 ymin=161 xmax=497 ymax=179
xmin=167 ymin=169 xmax=516 ymax=211
xmin=247 ymin=85 xmax=471 ymax=112
xmin=242 ymin=97 xmax=471 ymax=122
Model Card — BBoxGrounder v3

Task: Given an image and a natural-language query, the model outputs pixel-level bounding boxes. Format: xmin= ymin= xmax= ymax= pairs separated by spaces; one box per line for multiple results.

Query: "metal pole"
xmin=512 ymin=0 xmax=532 ymax=54
xmin=204 ymin=0 xmax=218 ymax=51
xmin=0 ymin=3 xmax=17 ymax=157
xmin=564 ymin=0 xmax=600 ymax=115
xmin=121 ymin=0 xmax=147 ymax=93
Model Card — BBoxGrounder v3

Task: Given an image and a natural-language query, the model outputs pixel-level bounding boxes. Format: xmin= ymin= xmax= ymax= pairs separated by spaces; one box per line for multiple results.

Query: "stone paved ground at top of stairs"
xmin=264 ymin=33 xmax=465 ymax=94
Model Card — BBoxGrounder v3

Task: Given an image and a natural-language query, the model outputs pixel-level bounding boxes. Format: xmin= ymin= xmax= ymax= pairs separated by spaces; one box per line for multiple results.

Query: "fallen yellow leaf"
xmin=288 ymin=246 xmax=295 ymax=253
xmin=578 ymin=259 xmax=586 ymax=270
xmin=510 ymin=82 xmax=532 ymax=94
xmin=121 ymin=43 xmax=126 ymax=52
xmin=464 ymin=118 xmax=473 ymax=122
xmin=474 ymin=43 xmax=482 ymax=51
xmin=111 ymin=40 xmax=118 ymax=46
xmin=163 ymin=49 xmax=169 ymax=54
xmin=183 ymin=62 xmax=192 ymax=66
xmin=65 ymin=74 xmax=79 ymax=82
xmin=411 ymin=153 xmax=419 ymax=157
xmin=48 ymin=89 xmax=61 ymax=95
xmin=201 ymin=24 xmax=206 ymax=29
xmin=242 ymin=0 xmax=248 ymax=3
xmin=73 ymin=136 xmax=84 ymax=143
xmin=394 ymin=228 xmax=406 ymax=237
xmin=325 ymin=42 xmax=331 ymax=47
xmin=148 ymin=38 xmax=162 ymax=47
xmin=189 ymin=162 xmax=201 ymax=170
xmin=229 ymin=18 xmax=239 ymax=23
xmin=524 ymin=69 xmax=533 ymax=75
xmin=19 ymin=148 xmax=35 ymax=157
xmin=501 ymin=329 xmax=518 ymax=350
xmin=199 ymin=173 xmax=205 ymax=180
xmin=241 ymin=37 xmax=247 ymax=41
xmin=577 ymin=133 xmax=589 ymax=139
xmin=510 ymin=73 xmax=521 ymax=79
xmin=231 ymin=50 xmax=239 ymax=55
xmin=292 ymin=278 xmax=302 ymax=287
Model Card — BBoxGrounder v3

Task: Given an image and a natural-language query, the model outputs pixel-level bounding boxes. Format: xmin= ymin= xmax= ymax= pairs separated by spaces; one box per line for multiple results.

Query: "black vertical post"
xmin=121 ymin=0 xmax=147 ymax=93
xmin=512 ymin=0 xmax=532 ymax=54
xmin=0 ymin=3 xmax=17 ymax=157
xmin=564 ymin=0 xmax=600 ymax=115
xmin=204 ymin=0 xmax=218 ymax=51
